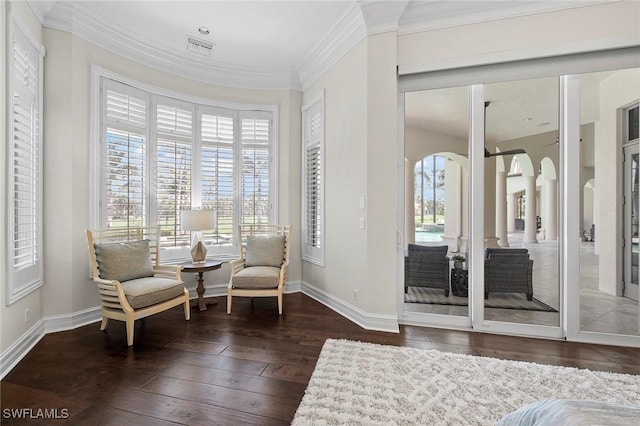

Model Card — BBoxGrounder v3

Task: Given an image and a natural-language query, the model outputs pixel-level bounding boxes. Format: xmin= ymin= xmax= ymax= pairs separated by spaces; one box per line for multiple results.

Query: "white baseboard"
xmin=0 ymin=320 xmax=45 ymax=380
xmin=301 ymin=281 xmax=400 ymax=333
xmin=44 ymin=306 xmax=102 ymax=334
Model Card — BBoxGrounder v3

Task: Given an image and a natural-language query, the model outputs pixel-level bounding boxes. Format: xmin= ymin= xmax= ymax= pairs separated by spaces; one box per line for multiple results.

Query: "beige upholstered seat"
xmin=86 ymin=226 xmax=190 ymax=345
xmin=227 ymin=224 xmax=291 ymax=315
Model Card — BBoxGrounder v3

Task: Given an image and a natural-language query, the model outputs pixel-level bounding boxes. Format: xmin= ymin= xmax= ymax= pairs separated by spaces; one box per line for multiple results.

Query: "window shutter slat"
xmin=105 ymin=81 xmax=146 ymax=128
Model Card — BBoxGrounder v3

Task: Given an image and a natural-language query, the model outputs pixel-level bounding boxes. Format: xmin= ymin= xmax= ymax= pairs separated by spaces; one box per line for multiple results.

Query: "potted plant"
xmin=452 ymin=255 xmax=466 ymax=270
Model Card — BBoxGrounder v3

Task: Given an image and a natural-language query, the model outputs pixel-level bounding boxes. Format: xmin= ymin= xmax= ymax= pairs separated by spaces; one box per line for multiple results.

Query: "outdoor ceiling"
xmin=404 ymin=71 xmax=612 ymax=144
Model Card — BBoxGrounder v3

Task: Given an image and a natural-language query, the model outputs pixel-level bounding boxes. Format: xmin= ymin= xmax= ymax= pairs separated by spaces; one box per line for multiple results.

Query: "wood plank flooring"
xmin=2 ymin=293 xmax=639 ymax=425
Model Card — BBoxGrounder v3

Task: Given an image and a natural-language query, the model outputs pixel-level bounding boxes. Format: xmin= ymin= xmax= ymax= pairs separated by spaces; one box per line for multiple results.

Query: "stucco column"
xmin=544 ymin=179 xmax=558 ymax=240
xmin=442 ymin=159 xmax=461 ymax=252
xmin=507 ymin=192 xmax=516 ymax=233
xmin=495 ymin=169 xmax=509 ymax=247
xmin=405 ymin=159 xmax=415 ymax=246
xmin=523 ymin=175 xmax=538 ymax=243
xmin=484 ymin=159 xmax=499 ymax=248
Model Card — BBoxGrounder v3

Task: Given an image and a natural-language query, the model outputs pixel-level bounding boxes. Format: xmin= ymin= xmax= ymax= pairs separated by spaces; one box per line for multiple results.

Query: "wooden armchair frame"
xmin=227 ymin=224 xmax=291 ymax=315
xmin=86 ymin=226 xmax=190 ymax=345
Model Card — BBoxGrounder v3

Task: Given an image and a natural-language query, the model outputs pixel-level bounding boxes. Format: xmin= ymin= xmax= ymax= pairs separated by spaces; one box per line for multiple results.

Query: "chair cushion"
xmin=120 ymin=277 xmax=185 ymax=309
xmin=231 ymin=266 xmax=281 ymax=289
xmin=245 ymin=235 xmax=285 ymax=267
xmin=94 ymin=240 xmax=154 ymax=282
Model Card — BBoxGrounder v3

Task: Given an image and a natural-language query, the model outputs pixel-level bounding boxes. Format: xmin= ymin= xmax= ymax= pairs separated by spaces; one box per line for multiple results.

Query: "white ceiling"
xmin=30 ymin=0 xmax=608 ymax=90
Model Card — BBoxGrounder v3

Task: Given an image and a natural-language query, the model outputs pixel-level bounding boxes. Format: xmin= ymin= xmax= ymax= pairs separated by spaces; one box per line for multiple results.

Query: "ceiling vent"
xmin=186 ymin=36 xmax=214 ymax=57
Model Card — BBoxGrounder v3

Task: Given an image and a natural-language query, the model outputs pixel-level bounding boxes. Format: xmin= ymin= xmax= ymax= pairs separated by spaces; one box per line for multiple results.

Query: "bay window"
xmin=94 ymin=71 xmax=276 ymax=260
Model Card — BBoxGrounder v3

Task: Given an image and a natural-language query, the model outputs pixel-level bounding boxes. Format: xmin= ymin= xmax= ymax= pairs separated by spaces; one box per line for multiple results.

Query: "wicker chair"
xmin=484 ymin=248 xmax=533 ymax=300
xmin=404 ymin=244 xmax=450 ymax=296
xmin=86 ymin=226 xmax=190 ymax=346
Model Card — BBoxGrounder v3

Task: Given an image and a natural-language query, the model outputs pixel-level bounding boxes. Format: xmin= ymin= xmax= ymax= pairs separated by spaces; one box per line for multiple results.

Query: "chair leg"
xmin=227 ymin=289 xmax=232 ymax=314
xmin=183 ymin=298 xmax=191 ymax=321
xmin=125 ymin=318 xmax=135 ymax=346
xmin=100 ymin=317 xmax=109 ymax=331
xmin=278 ymin=292 xmax=283 ymax=315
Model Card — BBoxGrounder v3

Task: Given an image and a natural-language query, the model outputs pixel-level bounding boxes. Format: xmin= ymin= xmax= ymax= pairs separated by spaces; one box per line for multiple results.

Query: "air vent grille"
xmin=186 ymin=37 xmax=214 ymax=57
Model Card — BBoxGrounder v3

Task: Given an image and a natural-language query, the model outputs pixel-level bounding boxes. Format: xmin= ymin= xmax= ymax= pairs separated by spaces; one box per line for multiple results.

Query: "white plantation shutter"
xmin=301 ymin=93 xmax=325 ymax=265
xmin=96 ymin=73 xmax=276 ymax=258
xmin=201 ymin=109 xmax=235 ymax=245
xmin=6 ymin=15 xmax=45 ymax=303
xmin=105 ymin=81 xmax=146 ymax=128
xmin=155 ymin=99 xmax=194 ymax=247
xmin=104 ymin=129 xmax=146 ymax=228
xmin=103 ymin=79 xmax=148 ymax=229
xmin=241 ymin=113 xmax=271 ymax=227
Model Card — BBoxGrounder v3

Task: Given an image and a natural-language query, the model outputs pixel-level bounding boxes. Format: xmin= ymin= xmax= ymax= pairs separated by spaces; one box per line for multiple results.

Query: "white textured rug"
xmin=292 ymin=339 xmax=640 ymax=425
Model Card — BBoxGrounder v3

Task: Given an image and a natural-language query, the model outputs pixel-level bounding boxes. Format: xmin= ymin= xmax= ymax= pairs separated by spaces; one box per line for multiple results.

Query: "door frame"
xmin=623 ymin=142 xmax=639 ymax=300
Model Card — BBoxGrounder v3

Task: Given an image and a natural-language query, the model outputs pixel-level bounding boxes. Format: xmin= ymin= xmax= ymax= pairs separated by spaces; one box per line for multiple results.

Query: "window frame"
xmin=623 ymin=102 xmax=639 ymax=144
xmin=5 ymin=13 xmax=45 ymax=304
xmin=301 ymin=91 xmax=325 ymax=266
xmin=90 ymin=66 xmax=278 ymax=261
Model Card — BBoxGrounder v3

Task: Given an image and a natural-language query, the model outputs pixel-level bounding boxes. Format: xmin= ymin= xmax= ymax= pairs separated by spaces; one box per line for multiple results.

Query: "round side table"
xmin=180 ymin=260 xmax=223 ymax=311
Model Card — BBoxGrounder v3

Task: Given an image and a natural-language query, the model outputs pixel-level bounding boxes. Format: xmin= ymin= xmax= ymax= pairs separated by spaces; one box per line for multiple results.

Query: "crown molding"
xmin=397 ymin=0 xmax=615 ymax=35
xmin=358 ymin=0 xmax=410 ymax=35
xmin=26 ymin=0 xmax=55 ymax=24
xmin=297 ymin=3 xmax=367 ymax=91
xmin=42 ymin=2 xmax=301 ymax=90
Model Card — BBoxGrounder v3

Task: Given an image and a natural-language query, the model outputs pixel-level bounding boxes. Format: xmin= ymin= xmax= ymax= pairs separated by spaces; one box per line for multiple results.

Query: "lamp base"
xmin=191 ymin=238 xmax=207 ymax=263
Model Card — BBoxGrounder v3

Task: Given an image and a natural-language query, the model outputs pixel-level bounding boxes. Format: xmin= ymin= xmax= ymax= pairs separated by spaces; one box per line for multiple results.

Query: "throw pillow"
xmin=245 ymin=235 xmax=285 ymax=267
xmin=94 ymin=239 xmax=155 ymax=282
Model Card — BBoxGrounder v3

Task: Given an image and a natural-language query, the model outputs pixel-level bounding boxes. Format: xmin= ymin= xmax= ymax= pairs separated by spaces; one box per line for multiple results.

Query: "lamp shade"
xmin=180 ymin=209 xmax=216 ymax=231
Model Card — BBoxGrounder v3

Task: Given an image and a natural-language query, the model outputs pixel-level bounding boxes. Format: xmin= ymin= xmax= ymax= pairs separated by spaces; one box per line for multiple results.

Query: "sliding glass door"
xmin=402 ymin=86 xmax=470 ymax=326
xmin=399 ymin=55 xmax=640 ymax=346
xmin=482 ymin=77 xmax=561 ymax=331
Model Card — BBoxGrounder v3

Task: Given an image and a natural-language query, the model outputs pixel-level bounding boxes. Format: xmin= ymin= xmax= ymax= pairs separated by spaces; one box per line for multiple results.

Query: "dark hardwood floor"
xmin=2 ymin=293 xmax=639 ymax=425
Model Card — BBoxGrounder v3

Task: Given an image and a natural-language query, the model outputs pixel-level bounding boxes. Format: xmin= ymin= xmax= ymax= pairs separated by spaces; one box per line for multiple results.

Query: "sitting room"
xmin=2 ymin=1 xmax=639 ymax=424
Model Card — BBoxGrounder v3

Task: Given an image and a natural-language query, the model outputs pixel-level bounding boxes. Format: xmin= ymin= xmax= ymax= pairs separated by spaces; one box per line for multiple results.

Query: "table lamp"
xmin=180 ymin=209 xmax=216 ymax=263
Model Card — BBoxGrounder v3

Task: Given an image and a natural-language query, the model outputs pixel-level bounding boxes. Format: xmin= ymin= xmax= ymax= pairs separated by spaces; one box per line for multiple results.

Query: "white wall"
xmin=301 ymin=40 xmax=368 ymax=309
xmin=404 ymin=127 xmax=467 ymax=163
xmin=39 ymin=29 xmax=302 ymax=319
xmin=398 ymin=2 xmax=640 ymax=67
xmin=0 ymin=1 xmax=45 ymax=356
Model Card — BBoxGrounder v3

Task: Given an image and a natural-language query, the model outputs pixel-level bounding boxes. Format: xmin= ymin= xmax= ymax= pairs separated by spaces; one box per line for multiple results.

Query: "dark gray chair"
xmin=484 ymin=248 xmax=533 ymax=300
xmin=405 ymin=244 xmax=450 ymax=296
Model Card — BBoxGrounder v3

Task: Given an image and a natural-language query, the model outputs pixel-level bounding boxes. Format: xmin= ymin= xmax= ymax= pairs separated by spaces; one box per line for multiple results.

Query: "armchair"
xmin=86 ymin=226 xmax=190 ymax=346
xmin=227 ymin=224 xmax=290 ymax=315
xmin=404 ymin=244 xmax=450 ymax=296
xmin=484 ymin=248 xmax=534 ymax=300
